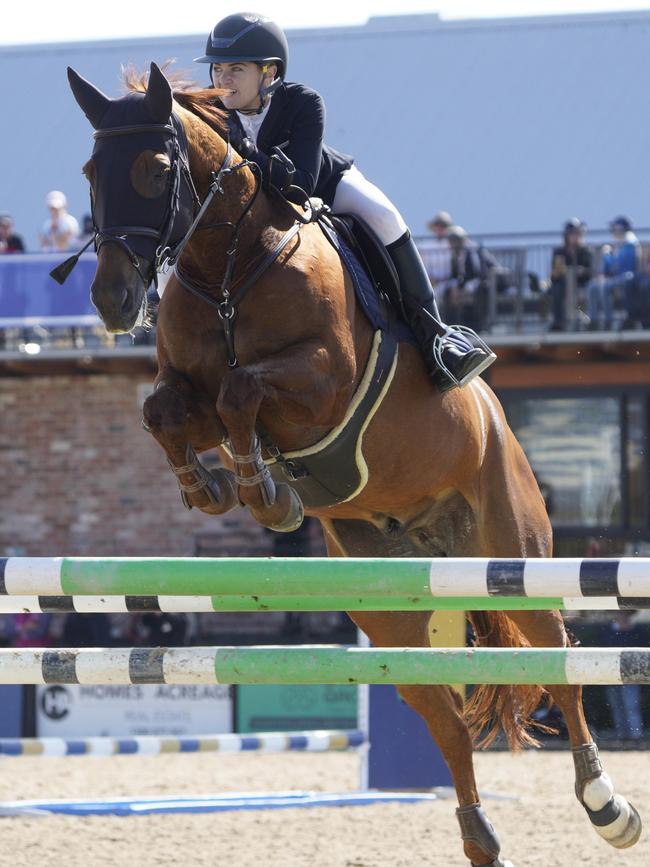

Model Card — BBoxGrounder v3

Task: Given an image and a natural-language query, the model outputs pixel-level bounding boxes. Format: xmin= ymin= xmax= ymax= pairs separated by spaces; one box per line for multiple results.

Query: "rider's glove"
xmin=263 ymin=146 xmax=296 ymax=194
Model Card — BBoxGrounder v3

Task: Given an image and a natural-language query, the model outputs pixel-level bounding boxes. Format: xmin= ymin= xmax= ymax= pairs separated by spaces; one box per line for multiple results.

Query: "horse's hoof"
xmin=606 ymin=798 xmax=642 ymax=849
xmin=267 ymin=484 xmax=304 ymax=532
xmin=209 ymin=468 xmax=241 ymax=511
xmin=471 ymin=860 xmax=515 ymax=867
xmin=594 ymin=796 xmax=642 ymax=849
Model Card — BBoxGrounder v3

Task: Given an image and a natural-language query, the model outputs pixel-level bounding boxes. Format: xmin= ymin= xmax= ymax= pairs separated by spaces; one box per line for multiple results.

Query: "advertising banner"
xmin=236 ymin=684 xmax=357 ymax=732
xmin=35 ymin=683 xmax=232 ymax=737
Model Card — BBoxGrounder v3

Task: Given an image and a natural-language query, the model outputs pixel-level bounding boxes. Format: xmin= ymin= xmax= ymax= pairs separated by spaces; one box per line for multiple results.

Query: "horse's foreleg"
xmin=216 ymin=344 xmax=339 ymax=531
xmin=509 ymin=610 xmax=642 ymax=849
xmin=142 ymin=367 xmax=239 ymax=515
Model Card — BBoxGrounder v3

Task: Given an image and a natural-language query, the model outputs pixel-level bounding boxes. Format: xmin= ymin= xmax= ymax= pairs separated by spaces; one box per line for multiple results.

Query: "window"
xmin=507 ymin=397 xmax=622 ymax=527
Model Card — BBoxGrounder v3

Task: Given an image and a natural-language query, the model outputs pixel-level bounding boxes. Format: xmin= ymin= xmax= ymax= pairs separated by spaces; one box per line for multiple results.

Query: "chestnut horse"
xmin=67 ymin=64 xmax=641 ymax=865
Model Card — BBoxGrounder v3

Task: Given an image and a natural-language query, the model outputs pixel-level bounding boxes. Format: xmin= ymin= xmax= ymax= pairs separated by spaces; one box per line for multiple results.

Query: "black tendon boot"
xmin=387 ymin=231 xmax=496 ymax=391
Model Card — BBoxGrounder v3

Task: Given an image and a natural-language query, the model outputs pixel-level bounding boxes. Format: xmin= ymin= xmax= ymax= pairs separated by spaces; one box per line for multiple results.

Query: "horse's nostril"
xmin=119 ymin=289 xmax=131 ymax=313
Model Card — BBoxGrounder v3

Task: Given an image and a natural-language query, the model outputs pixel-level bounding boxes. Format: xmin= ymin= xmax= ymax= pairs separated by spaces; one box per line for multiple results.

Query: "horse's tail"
xmin=463 ymin=611 xmax=554 ymax=750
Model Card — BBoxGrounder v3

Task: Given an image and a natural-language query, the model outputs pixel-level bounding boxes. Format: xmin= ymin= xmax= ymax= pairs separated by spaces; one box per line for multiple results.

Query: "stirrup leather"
xmin=432 ymin=325 xmax=497 ymax=388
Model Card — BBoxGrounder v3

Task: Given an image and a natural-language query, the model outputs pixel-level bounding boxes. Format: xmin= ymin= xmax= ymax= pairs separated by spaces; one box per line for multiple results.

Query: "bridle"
xmin=90 ymin=117 xmax=201 ymax=289
xmin=52 ymin=110 xmax=263 ymax=324
xmin=52 ymin=104 xmax=314 ymax=370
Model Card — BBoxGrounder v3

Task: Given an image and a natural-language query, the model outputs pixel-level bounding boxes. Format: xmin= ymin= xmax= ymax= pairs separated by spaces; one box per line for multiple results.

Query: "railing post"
xmin=565 ymin=265 xmax=577 ymax=330
xmin=487 ymin=267 xmax=497 ymax=331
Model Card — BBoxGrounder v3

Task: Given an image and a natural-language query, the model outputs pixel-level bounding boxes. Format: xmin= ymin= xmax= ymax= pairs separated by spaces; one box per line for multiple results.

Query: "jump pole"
xmin=0 ymin=729 xmax=366 ymax=757
xmin=3 ymin=557 xmax=650 ymax=610
xmin=0 ymin=646 xmax=648 ymax=685
xmin=3 ymin=555 xmax=647 ymax=789
xmin=0 ymin=596 xmax=645 ymax=612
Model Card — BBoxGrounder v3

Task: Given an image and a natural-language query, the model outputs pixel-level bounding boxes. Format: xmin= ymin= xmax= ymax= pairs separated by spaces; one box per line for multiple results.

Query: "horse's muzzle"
xmin=91 ymin=281 xmax=144 ymax=333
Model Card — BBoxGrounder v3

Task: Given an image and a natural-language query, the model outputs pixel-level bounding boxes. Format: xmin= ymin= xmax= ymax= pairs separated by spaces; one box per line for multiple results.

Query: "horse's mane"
xmin=122 ymin=63 xmax=228 ymax=137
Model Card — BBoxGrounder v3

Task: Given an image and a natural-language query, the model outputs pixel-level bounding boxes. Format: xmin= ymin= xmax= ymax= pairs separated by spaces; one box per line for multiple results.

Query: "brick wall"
xmin=0 ymin=374 xmax=272 ymax=556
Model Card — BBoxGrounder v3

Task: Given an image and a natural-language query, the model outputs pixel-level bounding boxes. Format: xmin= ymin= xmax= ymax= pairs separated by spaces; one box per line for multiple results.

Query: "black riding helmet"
xmin=195 ymin=12 xmax=288 ymax=110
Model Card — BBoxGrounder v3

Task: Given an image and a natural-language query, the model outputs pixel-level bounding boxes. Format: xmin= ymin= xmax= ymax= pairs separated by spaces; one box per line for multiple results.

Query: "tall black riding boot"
xmin=387 ymin=231 xmax=496 ymax=391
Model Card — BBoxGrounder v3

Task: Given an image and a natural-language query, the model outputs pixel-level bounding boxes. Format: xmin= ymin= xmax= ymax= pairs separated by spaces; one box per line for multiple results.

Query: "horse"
xmin=66 ymin=62 xmax=641 ymax=866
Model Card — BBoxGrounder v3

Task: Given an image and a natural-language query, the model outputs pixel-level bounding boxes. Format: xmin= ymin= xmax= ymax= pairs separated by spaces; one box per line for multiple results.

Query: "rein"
xmin=52 ymin=103 xmax=313 ymax=372
xmin=87 ymin=111 xmax=314 ymax=364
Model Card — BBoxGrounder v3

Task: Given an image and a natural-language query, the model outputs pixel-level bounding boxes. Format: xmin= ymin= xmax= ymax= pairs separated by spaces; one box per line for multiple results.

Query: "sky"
xmin=2 ymin=0 xmax=650 ymax=45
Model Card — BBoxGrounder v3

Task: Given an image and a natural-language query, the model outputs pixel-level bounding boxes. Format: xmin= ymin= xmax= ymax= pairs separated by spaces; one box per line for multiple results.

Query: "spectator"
xmin=421 ymin=210 xmax=453 ymax=285
xmin=548 ymin=218 xmax=593 ymax=331
xmin=586 ymin=215 xmax=639 ymax=331
xmin=603 ymin=612 xmax=644 ymax=740
xmin=139 ymin=613 xmax=188 ymax=646
xmin=633 ymin=245 xmax=650 ymax=329
xmin=12 ymin=613 xmax=51 ymax=647
xmin=0 ymin=213 xmax=25 ymax=254
xmin=437 ymin=226 xmax=507 ymax=332
xmin=77 ymin=213 xmax=95 ymax=249
xmin=39 ymin=190 xmax=79 ymax=252
xmin=62 ymin=613 xmax=111 ymax=646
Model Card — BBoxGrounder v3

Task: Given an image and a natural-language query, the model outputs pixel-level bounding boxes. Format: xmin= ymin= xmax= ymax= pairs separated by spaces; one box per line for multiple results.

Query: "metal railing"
xmin=2 ymin=231 xmax=650 ymax=353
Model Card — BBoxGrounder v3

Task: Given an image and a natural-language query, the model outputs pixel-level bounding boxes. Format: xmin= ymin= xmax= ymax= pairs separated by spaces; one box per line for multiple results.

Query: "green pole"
xmin=206 ymin=595 xmax=567 ymax=612
xmin=60 ymin=557 xmax=432 ymax=597
xmin=211 ymin=647 xmax=571 ymax=685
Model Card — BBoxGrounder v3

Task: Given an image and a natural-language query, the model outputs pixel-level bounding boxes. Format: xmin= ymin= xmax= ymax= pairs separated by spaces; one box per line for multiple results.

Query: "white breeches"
xmin=331 ymin=165 xmax=407 ymax=246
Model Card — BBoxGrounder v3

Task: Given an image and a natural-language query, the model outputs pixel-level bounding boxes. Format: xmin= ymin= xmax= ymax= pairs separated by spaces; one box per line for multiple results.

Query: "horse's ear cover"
xmin=67 ymin=67 xmax=111 ymax=129
xmin=144 ymin=62 xmax=173 ymax=123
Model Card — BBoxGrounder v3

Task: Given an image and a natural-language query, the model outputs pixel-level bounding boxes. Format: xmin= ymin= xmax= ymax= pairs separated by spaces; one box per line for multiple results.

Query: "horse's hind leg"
xmin=352 ymin=610 xmax=510 ymax=867
xmin=142 ymin=366 xmax=239 ymax=515
xmin=324 ymin=518 xmax=512 ymax=867
xmin=475 ymin=411 xmax=642 ymax=851
xmin=509 ymin=609 xmax=642 ymax=849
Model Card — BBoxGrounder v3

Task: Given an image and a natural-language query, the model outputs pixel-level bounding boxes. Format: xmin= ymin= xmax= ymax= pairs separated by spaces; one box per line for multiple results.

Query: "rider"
xmin=194 ymin=12 xmax=496 ymax=391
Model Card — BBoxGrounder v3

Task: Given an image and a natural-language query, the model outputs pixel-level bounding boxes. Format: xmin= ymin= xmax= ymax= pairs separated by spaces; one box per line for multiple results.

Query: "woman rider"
xmin=194 ymin=12 xmax=496 ymax=391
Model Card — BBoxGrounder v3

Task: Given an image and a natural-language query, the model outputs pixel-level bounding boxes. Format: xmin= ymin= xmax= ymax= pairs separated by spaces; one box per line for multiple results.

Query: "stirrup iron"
xmin=432 ymin=325 xmax=497 ymax=388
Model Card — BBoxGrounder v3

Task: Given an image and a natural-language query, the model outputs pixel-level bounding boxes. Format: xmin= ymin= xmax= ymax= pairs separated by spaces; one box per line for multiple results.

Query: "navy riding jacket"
xmin=224 ymin=81 xmax=354 ymax=205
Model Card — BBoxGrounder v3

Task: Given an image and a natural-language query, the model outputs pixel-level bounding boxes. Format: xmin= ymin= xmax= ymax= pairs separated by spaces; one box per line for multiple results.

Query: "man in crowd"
xmin=421 ymin=210 xmax=453 ymax=286
xmin=39 ymin=190 xmax=79 ymax=252
xmin=436 ymin=226 xmax=511 ymax=332
xmin=586 ymin=215 xmax=640 ymax=330
xmin=0 ymin=213 xmax=25 ymax=254
xmin=548 ymin=218 xmax=593 ymax=331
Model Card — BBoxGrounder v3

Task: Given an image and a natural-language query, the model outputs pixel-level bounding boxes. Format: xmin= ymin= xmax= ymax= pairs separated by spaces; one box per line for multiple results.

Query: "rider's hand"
xmin=264 ymin=147 xmax=296 ymax=193
xmin=238 ymin=137 xmax=256 ymax=158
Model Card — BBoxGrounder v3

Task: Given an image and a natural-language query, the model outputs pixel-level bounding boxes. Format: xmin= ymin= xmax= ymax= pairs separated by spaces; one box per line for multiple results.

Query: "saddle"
xmin=283 ymin=191 xmax=413 ymax=339
xmin=329 ymin=213 xmax=406 ymax=319
xmin=318 ymin=210 xmax=414 ymax=343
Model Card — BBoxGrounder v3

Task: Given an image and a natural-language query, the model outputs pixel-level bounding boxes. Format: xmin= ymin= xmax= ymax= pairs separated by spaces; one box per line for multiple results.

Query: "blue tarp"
xmin=0 ymin=791 xmax=440 ymax=817
xmin=0 ymin=253 xmax=99 ymax=326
